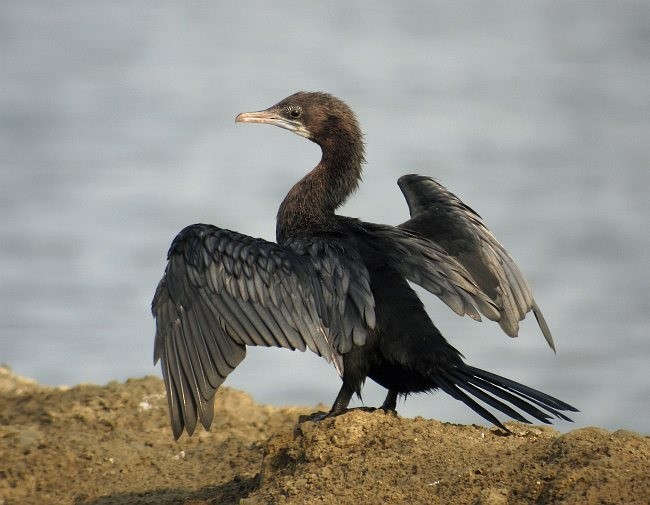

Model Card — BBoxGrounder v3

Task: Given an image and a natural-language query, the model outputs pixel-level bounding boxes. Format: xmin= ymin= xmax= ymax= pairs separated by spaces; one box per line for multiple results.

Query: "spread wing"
xmin=152 ymin=224 xmax=375 ymax=439
xmin=395 ymin=174 xmax=554 ymax=350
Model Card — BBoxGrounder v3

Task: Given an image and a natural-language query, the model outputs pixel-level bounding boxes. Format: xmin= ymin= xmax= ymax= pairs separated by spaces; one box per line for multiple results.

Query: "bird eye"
xmin=288 ymin=107 xmax=301 ymax=118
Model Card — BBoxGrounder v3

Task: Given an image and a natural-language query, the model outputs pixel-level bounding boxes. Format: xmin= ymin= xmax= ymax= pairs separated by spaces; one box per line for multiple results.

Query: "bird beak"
xmin=235 ymin=109 xmax=310 ymax=138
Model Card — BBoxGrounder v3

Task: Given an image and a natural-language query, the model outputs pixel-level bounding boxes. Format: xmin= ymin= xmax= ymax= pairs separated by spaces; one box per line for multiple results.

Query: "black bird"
xmin=152 ymin=91 xmax=577 ymax=439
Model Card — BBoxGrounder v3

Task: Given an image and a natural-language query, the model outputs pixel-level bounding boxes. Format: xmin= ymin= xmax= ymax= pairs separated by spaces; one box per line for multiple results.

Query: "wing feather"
xmin=396 ymin=174 xmax=555 ymax=350
xmin=191 ymin=302 xmax=228 ymax=383
xmin=360 ymin=221 xmax=499 ymax=322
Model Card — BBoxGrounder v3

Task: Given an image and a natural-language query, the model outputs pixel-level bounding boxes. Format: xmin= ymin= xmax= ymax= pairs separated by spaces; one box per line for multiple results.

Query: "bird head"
xmin=236 ymin=91 xmax=362 ymax=154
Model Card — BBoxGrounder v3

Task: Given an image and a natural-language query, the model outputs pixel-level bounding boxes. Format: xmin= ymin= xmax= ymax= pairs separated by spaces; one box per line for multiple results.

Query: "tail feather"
xmin=432 ymin=364 xmax=578 ymax=429
xmin=451 ymin=369 xmax=563 ymax=422
xmin=446 ymin=369 xmax=552 ymax=424
xmin=475 ymin=377 xmax=574 ymax=423
xmin=435 ymin=374 xmax=510 ymax=429
xmin=465 ymin=365 xmax=577 ymax=411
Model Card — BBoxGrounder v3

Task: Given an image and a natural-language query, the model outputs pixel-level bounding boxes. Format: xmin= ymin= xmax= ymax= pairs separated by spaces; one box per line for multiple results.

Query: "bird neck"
xmin=276 ymin=138 xmax=364 ymax=242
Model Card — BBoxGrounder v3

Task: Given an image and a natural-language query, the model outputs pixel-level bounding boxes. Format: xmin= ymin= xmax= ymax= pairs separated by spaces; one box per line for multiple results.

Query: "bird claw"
xmin=298 ymin=410 xmax=329 ymax=423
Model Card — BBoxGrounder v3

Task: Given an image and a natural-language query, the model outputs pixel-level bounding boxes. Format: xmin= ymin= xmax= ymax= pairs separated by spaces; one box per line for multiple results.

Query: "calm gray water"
xmin=2 ymin=1 xmax=649 ymax=434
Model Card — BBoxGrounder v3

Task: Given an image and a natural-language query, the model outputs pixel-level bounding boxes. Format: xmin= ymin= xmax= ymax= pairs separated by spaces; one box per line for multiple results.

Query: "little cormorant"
xmin=152 ymin=91 xmax=577 ymax=439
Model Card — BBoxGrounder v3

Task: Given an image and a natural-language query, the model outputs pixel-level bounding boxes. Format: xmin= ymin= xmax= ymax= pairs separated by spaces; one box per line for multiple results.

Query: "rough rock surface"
xmin=0 ymin=366 xmax=648 ymax=505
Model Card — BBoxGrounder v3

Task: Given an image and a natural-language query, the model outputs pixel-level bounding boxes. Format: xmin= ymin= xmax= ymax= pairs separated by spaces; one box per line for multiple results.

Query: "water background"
xmin=2 ymin=1 xmax=649 ymax=433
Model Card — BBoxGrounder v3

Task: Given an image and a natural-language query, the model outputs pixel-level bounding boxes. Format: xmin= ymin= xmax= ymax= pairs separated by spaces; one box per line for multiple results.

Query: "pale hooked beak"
xmin=235 ymin=109 xmax=310 ymax=138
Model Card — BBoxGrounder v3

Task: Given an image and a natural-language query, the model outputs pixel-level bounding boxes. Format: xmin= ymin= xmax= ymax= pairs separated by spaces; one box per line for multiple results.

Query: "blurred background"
xmin=1 ymin=1 xmax=648 ymax=433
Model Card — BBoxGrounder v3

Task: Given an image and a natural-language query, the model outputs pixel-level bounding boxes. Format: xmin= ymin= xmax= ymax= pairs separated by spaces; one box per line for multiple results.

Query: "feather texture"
xmin=397 ymin=174 xmax=555 ymax=351
xmin=152 ymin=224 xmax=376 ymax=438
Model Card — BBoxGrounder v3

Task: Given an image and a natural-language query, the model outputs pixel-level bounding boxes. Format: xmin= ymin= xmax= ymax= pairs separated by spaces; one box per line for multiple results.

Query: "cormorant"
xmin=152 ymin=91 xmax=577 ymax=439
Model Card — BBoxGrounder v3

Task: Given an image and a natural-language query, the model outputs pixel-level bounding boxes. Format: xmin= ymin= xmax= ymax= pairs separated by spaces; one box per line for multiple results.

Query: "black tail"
xmin=433 ymin=364 xmax=579 ymax=430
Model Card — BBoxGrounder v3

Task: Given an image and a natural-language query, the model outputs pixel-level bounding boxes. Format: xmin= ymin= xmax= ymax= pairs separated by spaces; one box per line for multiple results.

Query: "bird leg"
xmin=381 ymin=390 xmax=398 ymax=413
xmin=300 ymin=384 xmax=399 ymax=423
xmin=329 ymin=382 xmax=355 ymax=414
xmin=299 ymin=382 xmax=358 ymax=422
